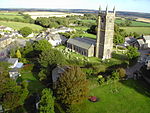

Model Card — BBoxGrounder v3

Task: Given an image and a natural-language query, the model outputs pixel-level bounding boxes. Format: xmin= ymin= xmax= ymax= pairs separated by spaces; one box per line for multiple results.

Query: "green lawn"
xmin=0 ymin=21 xmax=43 ymax=31
xmin=72 ymin=26 xmax=96 ymax=39
xmin=121 ymin=27 xmax=150 ymax=35
xmin=17 ymin=68 xmax=45 ymax=93
xmin=77 ymin=79 xmax=150 ymax=113
xmin=81 ymin=33 xmax=96 ymax=39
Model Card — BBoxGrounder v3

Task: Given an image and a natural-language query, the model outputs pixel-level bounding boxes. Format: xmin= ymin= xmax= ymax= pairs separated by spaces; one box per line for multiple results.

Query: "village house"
xmin=0 ymin=26 xmax=13 ymax=31
xmin=45 ymin=33 xmax=67 ymax=46
xmin=4 ymin=58 xmax=23 ymax=79
xmin=134 ymin=36 xmax=150 ymax=49
xmin=9 ymin=68 xmax=21 ymax=80
xmin=124 ymin=37 xmax=137 ymax=47
xmin=52 ymin=66 xmax=69 ymax=88
xmin=0 ymin=37 xmax=15 ymax=48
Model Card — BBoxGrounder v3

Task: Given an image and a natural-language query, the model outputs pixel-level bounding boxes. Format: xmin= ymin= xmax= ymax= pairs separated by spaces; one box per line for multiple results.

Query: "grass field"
xmin=0 ymin=21 xmax=43 ymax=31
xmin=116 ymin=19 xmax=150 ymax=27
xmin=121 ymin=27 xmax=150 ymax=35
xmin=0 ymin=12 xmax=24 ymax=19
xmin=72 ymin=26 xmax=96 ymax=39
xmin=77 ymin=79 xmax=150 ymax=113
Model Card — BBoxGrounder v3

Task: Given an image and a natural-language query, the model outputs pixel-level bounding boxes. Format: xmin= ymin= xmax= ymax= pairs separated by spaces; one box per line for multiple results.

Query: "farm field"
xmin=24 ymin=12 xmax=84 ymax=19
xmin=0 ymin=11 xmax=24 ymax=19
xmin=121 ymin=27 xmax=150 ymax=35
xmin=115 ymin=19 xmax=150 ymax=27
xmin=136 ymin=18 xmax=150 ymax=23
xmin=77 ymin=79 xmax=150 ymax=113
xmin=0 ymin=21 xmax=43 ymax=31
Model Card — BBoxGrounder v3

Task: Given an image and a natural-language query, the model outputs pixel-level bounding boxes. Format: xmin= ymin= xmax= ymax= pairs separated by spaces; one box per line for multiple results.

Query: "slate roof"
xmin=67 ymin=37 xmax=96 ymax=50
xmin=137 ymin=39 xmax=145 ymax=46
xmin=7 ymin=58 xmax=18 ymax=65
xmin=0 ymin=37 xmax=11 ymax=42
xmin=52 ymin=66 xmax=69 ymax=82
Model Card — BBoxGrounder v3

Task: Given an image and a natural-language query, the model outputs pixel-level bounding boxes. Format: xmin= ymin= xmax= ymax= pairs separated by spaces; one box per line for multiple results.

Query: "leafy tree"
xmin=38 ymin=69 xmax=47 ymax=81
xmin=126 ymin=46 xmax=140 ymax=60
xmin=21 ymin=41 xmax=34 ymax=58
xmin=39 ymin=88 xmax=55 ymax=113
xmin=16 ymin=50 xmax=22 ymax=58
xmin=34 ymin=39 xmax=52 ymax=52
xmin=19 ymin=27 xmax=33 ymax=37
xmin=10 ymin=48 xmax=17 ymax=58
xmin=38 ymin=49 xmax=65 ymax=69
xmin=55 ymin=66 xmax=88 ymax=106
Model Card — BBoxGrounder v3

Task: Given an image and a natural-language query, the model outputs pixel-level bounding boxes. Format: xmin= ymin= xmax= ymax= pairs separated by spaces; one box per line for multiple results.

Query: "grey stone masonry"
xmin=96 ymin=6 xmax=115 ymax=59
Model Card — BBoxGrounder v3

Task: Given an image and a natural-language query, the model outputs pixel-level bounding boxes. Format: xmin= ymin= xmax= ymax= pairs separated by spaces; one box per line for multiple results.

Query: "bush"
xmin=117 ymin=68 xmax=126 ymax=78
xmin=19 ymin=27 xmax=33 ymax=37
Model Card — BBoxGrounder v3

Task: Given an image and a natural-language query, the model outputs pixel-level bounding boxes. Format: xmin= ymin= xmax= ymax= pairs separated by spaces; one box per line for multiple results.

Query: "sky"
xmin=0 ymin=0 xmax=150 ymax=13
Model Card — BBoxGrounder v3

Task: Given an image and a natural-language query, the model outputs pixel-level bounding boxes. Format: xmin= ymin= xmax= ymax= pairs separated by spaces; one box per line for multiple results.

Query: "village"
xmin=0 ymin=4 xmax=150 ymax=113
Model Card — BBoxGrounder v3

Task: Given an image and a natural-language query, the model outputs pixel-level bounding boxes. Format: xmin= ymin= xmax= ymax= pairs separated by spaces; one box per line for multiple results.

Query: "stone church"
xmin=67 ymin=6 xmax=115 ymax=59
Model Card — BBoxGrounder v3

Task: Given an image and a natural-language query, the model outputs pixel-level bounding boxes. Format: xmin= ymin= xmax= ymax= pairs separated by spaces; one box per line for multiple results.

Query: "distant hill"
xmin=0 ymin=8 xmax=150 ymax=19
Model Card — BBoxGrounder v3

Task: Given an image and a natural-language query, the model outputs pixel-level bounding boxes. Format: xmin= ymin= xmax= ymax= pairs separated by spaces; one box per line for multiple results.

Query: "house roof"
xmin=7 ymin=58 xmax=18 ymax=65
xmin=67 ymin=37 xmax=96 ymax=50
xmin=137 ymin=39 xmax=145 ymax=46
xmin=0 ymin=36 xmax=11 ymax=42
xmin=143 ymin=36 xmax=150 ymax=41
xmin=46 ymin=34 xmax=67 ymax=41
xmin=52 ymin=66 xmax=69 ymax=82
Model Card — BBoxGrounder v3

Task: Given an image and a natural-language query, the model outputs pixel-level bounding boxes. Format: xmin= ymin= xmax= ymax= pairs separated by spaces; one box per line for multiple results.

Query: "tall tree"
xmin=39 ymin=88 xmax=55 ymax=113
xmin=55 ymin=66 xmax=88 ymax=106
xmin=34 ymin=39 xmax=52 ymax=52
xmin=16 ymin=50 xmax=22 ymax=58
xmin=38 ymin=49 xmax=65 ymax=69
xmin=126 ymin=46 xmax=140 ymax=60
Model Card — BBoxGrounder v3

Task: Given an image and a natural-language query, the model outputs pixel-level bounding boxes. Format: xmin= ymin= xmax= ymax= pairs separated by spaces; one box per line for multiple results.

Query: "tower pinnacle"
xmin=106 ymin=5 xmax=108 ymax=14
xmin=113 ymin=6 xmax=116 ymax=14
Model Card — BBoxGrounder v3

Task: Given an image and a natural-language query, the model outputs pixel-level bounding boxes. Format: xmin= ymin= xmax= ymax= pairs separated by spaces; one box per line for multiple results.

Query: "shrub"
xmin=117 ymin=68 xmax=126 ymax=78
xmin=19 ymin=27 xmax=33 ymax=37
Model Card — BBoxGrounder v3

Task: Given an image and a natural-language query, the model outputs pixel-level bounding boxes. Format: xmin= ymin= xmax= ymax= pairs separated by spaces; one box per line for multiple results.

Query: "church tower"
xmin=95 ymin=6 xmax=115 ymax=59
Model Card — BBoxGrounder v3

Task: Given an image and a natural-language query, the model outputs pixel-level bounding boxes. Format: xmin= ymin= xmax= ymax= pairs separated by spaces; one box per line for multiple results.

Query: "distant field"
xmin=136 ymin=18 xmax=150 ymax=23
xmin=0 ymin=12 xmax=24 ymax=19
xmin=121 ymin=27 xmax=150 ymax=35
xmin=81 ymin=19 xmax=96 ymax=23
xmin=116 ymin=19 xmax=150 ymax=27
xmin=0 ymin=21 xmax=43 ymax=31
xmin=24 ymin=12 xmax=84 ymax=19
